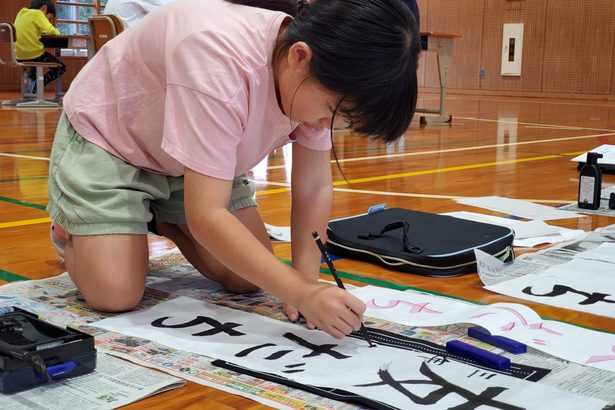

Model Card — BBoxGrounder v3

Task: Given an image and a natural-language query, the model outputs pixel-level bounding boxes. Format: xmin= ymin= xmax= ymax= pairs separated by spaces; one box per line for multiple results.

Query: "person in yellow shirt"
xmin=14 ymin=0 xmax=66 ymax=94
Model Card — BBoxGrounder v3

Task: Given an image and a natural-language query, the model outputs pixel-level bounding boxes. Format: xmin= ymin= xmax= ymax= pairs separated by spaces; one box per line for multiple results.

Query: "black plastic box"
xmin=0 ymin=307 xmax=97 ymax=394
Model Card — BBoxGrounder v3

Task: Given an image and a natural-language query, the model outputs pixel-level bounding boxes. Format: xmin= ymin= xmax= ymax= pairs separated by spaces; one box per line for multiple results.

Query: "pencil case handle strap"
xmin=358 ymin=221 xmax=423 ymax=254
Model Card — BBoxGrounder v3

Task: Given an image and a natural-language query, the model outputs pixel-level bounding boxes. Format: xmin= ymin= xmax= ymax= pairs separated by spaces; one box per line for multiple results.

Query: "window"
xmin=57 ymin=0 xmax=109 ymax=36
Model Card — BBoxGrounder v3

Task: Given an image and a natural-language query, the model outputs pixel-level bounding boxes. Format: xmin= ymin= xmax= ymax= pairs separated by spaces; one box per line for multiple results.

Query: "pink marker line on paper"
xmin=469 ymin=306 xmax=562 ymax=336
xmin=366 ymin=299 xmax=442 ymax=314
xmin=526 ymin=322 xmax=562 ymax=335
xmin=586 ymin=345 xmax=615 ymax=364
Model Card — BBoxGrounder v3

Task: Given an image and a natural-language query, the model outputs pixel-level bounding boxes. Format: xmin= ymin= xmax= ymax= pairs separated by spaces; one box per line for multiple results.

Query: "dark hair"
xmin=227 ymin=0 xmax=421 ymax=142
xmin=30 ymin=0 xmax=56 ymax=16
xmin=226 ymin=0 xmax=299 ymax=16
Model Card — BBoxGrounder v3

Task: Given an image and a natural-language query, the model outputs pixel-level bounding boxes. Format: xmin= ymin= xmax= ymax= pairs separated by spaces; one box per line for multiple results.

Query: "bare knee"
xmin=219 ymin=274 xmax=260 ymax=294
xmin=69 ymin=271 xmax=145 ymax=312
xmin=83 ymin=285 xmax=145 ymax=313
xmin=68 ymin=233 xmax=149 ymax=313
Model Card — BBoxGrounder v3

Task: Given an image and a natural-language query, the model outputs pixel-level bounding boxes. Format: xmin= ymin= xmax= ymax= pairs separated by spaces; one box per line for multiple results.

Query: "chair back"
xmin=87 ymin=14 xmax=125 ymax=57
xmin=0 ymin=22 xmax=18 ymax=66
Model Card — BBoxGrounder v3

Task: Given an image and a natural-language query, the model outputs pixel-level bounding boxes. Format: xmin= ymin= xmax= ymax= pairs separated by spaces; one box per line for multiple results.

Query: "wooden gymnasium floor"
xmin=1 ymin=90 xmax=614 ymax=408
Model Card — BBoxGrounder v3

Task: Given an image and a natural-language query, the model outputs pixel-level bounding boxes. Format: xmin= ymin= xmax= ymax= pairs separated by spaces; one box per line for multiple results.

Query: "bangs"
xmin=340 ymin=66 xmax=418 ymax=142
xmin=278 ymin=0 xmax=422 ymax=142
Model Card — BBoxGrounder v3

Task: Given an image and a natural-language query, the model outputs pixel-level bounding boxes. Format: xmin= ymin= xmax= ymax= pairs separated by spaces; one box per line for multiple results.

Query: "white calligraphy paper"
xmin=574 ymin=242 xmax=615 ymax=264
xmin=350 ymin=286 xmax=615 ymax=373
xmin=443 ymin=211 xmax=585 ymax=247
xmin=570 ymin=145 xmax=615 ymax=165
xmin=455 ymin=196 xmax=583 ymax=220
xmin=486 ymin=257 xmax=615 ymax=319
xmin=93 ymin=297 xmax=604 ymax=410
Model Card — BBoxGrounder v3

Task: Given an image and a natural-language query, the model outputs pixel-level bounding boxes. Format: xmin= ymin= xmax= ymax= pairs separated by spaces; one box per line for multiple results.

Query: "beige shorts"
xmin=47 ymin=113 xmax=257 ymax=236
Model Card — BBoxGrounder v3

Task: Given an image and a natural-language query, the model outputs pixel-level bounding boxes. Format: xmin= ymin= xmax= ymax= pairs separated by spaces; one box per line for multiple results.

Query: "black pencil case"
xmin=326 ymin=208 xmax=515 ymax=277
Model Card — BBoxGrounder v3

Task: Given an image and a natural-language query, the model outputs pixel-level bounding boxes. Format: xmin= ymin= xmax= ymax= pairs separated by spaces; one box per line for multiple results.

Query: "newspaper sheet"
xmin=0 ymin=353 xmax=184 ymax=410
xmin=1 ymin=249 xmax=614 ymax=407
xmin=559 ymin=186 xmax=615 ymax=216
xmin=480 ymin=223 xmax=615 ymax=285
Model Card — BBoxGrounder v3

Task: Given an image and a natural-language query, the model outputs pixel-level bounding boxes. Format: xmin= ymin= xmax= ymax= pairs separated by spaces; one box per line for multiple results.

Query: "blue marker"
xmin=468 ymin=326 xmax=527 ymax=354
xmin=446 ymin=340 xmax=511 ymax=371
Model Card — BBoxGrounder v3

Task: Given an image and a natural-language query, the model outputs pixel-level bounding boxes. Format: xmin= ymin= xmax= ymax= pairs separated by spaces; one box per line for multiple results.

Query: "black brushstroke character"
xmin=234 ymin=333 xmax=351 ymax=360
xmin=356 ymin=362 xmax=524 ymax=410
xmin=233 ymin=332 xmax=351 ymax=374
xmin=151 ymin=316 xmax=246 ymax=336
xmin=420 ymin=354 xmax=451 ymax=366
xmin=522 ymin=285 xmax=615 ymax=305
xmin=283 ymin=332 xmax=352 ymax=359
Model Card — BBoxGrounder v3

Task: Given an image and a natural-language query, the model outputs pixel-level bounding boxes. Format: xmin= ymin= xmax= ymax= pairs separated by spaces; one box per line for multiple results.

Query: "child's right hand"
xmin=297 ymin=282 xmax=366 ymax=339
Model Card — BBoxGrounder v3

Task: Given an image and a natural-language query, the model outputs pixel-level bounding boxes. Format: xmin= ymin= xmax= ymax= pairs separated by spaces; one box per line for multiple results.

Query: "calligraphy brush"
xmin=312 ymin=231 xmax=375 ymax=347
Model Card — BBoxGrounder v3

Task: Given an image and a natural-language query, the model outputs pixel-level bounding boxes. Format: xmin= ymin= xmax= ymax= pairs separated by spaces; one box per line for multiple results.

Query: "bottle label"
xmin=579 ymin=176 xmax=596 ymax=204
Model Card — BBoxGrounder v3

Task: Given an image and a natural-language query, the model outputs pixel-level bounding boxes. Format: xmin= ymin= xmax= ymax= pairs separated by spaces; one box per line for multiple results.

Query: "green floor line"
xmin=0 ymin=176 xmax=48 ymax=183
xmin=0 ymin=195 xmax=46 ymax=211
xmin=282 ymin=259 xmax=612 ymax=335
xmin=319 ymin=266 xmax=613 ymax=334
xmin=318 ymin=267 xmax=481 ymax=305
xmin=281 ymin=258 xmax=479 ymax=305
xmin=0 ymin=269 xmax=29 ymax=283
xmin=4 ymin=149 xmax=51 ymax=155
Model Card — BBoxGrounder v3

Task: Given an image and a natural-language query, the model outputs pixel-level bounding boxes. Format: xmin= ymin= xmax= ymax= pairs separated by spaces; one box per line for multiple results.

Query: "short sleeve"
xmin=292 ymin=125 xmax=332 ymax=151
xmin=161 ymin=84 xmax=243 ymax=180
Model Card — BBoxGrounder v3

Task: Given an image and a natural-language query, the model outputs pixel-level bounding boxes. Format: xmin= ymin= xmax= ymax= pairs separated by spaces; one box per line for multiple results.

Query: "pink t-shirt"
xmin=64 ymin=0 xmax=331 ymax=179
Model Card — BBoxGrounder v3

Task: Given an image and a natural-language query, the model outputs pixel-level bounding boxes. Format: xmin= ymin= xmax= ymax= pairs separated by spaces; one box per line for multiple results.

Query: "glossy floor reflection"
xmin=1 ymin=91 xmax=614 ymax=408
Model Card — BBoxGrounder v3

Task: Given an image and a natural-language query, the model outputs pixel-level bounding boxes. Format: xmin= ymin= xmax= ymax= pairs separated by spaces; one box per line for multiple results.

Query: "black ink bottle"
xmin=577 ymin=152 xmax=603 ymax=210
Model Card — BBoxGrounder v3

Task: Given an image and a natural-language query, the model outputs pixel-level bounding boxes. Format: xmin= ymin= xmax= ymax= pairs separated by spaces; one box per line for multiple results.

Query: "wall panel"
xmin=542 ymin=0 xmax=615 ymax=95
xmin=612 ymin=24 xmax=615 ymax=96
xmin=423 ymin=0 xmax=484 ymax=90
xmin=416 ymin=0 xmax=428 ymax=87
xmin=479 ymin=0 xmax=547 ymax=92
xmin=417 ymin=0 xmax=615 ymax=97
xmin=2 ymin=1 xmax=615 ymax=97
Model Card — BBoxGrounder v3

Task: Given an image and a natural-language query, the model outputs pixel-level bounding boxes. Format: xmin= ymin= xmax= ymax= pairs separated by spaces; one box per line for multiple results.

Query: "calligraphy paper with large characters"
xmin=351 ymin=285 xmax=615 ymax=373
xmin=486 ymin=257 xmax=615 ymax=318
xmin=93 ymin=297 xmax=605 ymax=410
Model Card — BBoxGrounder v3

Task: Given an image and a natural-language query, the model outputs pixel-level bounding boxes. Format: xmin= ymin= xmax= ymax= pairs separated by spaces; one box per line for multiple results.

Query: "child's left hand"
xmin=283 ymin=303 xmax=316 ymax=329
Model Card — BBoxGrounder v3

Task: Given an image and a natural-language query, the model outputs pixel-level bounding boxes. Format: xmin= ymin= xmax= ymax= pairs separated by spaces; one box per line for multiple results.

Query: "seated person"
xmin=14 ymin=0 xmax=66 ymax=94
xmin=103 ymin=0 xmax=174 ymax=29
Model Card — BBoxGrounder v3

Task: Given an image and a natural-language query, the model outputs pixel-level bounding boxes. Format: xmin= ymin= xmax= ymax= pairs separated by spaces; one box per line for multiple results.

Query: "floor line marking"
xmin=266 ymin=132 xmax=614 ymax=169
xmin=3 ymin=129 xmax=608 ymax=168
xmin=0 ymin=152 xmax=50 ymax=161
xmin=0 ymin=217 xmax=51 ymax=229
xmin=256 ymin=181 xmax=573 ymax=204
xmin=446 ymin=96 xmax=615 ymax=109
xmin=0 ymin=196 xmax=47 ymax=211
xmin=256 ymin=152 xmax=571 ymax=196
xmin=455 ymin=117 xmax=615 ymax=133
xmin=329 ymin=187 xmax=573 ymax=204
xmin=0 ymin=269 xmax=29 ymax=283
xmin=332 ymin=154 xmax=561 ymax=186
xmin=0 ymin=176 xmax=48 ymax=183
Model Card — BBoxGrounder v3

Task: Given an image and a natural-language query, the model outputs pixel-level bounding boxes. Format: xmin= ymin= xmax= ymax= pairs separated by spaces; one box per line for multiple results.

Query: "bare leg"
xmin=156 ymin=206 xmax=273 ymax=293
xmin=64 ymin=234 xmax=149 ymax=312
